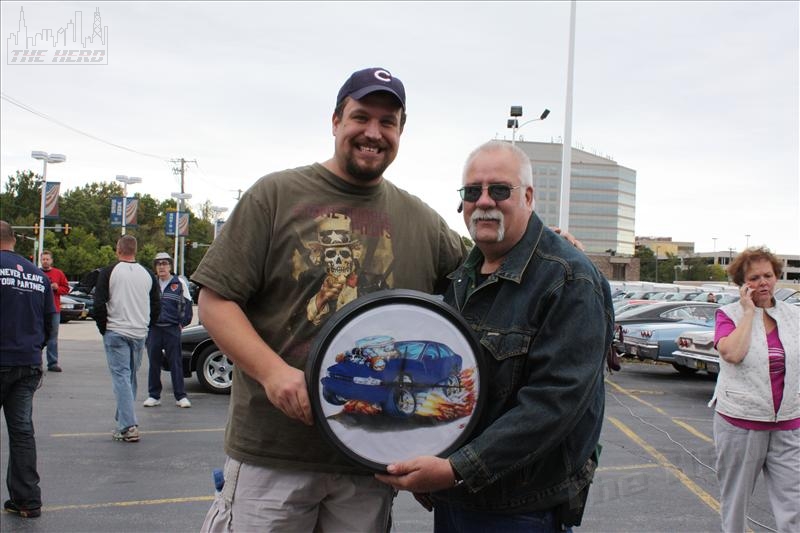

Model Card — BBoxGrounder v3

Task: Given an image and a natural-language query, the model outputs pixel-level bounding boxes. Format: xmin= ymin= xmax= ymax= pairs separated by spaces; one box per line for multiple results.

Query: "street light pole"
xmin=745 ymin=234 xmax=750 ymax=249
xmin=210 ymin=205 xmax=228 ymax=240
xmin=711 ymin=237 xmax=718 ymax=265
xmin=507 ymin=106 xmax=549 ymax=147
xmin=115 ymin=175 xmax=142 ymax=235
xmin=171 ymin=192 xmax=192 ymax=277
xmin=655 ymin=246 xmax=661 ymax=283
xmin=31 ymin=151 xmax=66 ymax=267
xmin=559 ymin=0 xmax=577 ymax=233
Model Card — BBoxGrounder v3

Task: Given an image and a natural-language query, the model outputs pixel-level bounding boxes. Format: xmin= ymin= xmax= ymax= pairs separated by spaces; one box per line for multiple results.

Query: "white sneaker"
xmin=143 ymin=397 xmax=161 ymax=407
xmin=176 ymin=397 xmax=192 ymax=408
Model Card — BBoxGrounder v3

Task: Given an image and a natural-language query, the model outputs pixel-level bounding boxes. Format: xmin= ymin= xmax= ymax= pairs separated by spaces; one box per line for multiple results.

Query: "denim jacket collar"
xmin=449 ymin=213 xmax=545 ymax=285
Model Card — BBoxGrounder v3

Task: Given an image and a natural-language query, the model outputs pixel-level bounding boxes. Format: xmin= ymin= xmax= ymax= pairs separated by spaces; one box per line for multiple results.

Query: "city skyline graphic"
xmin=6 ymin=6 xmax=108 ymax=64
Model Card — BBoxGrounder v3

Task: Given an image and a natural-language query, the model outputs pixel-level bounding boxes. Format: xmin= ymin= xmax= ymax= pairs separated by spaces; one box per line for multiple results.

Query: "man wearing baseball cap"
xmin=195 ymin=68 xmax=466 ymax=531
xmin=143 ymin=252 xmax=193 ymax=408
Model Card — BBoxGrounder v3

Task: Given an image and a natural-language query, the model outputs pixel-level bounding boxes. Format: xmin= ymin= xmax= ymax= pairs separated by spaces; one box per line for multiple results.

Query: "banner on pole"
xmin=44 ymin=182 xmax=60 ymax=219
xmin=110 ymin=197 xmax=137 ymax=227
xmin=165 ymin=211 xmax=189 ymax=237
xmin=125 ymin=198 xmax=138 ymax=227
xmin=110 ymin=198 xmax=122 ymax=226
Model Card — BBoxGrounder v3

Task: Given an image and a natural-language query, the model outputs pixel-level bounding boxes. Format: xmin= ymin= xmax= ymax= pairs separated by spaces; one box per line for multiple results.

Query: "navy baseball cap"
xmin=336 ymin=67 xmax=406 ymax=109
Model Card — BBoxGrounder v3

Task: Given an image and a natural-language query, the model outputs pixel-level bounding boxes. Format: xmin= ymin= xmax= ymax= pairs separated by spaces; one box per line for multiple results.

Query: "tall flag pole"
xmin=558 ymin=0 xmax=577 ymax=231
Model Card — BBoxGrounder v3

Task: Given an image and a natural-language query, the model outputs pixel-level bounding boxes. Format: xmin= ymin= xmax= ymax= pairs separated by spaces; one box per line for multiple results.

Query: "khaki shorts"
xmin=201 ymin=457 xmax=394 ymax=533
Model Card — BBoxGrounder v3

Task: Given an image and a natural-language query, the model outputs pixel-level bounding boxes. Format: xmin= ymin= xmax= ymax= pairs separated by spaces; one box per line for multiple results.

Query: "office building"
xmin=514 ymin=141 xmax=636 ymax=256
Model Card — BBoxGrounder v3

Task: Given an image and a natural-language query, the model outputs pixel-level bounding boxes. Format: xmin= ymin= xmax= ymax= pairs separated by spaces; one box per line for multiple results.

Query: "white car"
xmin=672 ymin=330 xmax=719 ymax=376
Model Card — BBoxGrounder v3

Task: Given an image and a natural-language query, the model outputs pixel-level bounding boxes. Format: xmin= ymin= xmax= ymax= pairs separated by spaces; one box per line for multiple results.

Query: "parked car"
xmin=613 ymin=299 xmax=655 ymax=314
xmin=775 ymin=288 xmax=799 ymax=304
xmin=180 ymin=324 xmax=232 ymax=394
xmin=618 ymin=290 xmax=661 ymax=301
xmin=59 ymin=295 xmax=88 ymax=323
xmin=67 ymin=285 xmax=95 ymax=319
xmin=622 ymin=319 xmax=714 ymax=374
xmin=321 ymin=335 xmax=464 ymax=418
xmin=613 ymin=301 xmax=719 ymax=353
xmin=672 ymin=330 xmax=720 ymax=377
xmin=178 ymin=275 xmax=201 ymax=304
xmin=663 ymin=292 xmax=702 ymax=301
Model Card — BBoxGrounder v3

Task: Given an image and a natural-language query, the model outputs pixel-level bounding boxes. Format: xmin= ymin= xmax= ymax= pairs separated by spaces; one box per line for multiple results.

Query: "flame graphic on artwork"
xmin=340 ymin=368 xmax=477 ymax=421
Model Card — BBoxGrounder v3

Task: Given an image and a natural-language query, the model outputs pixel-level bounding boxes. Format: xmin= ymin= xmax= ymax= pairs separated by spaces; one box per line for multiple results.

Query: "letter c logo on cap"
xmin=373 ymin=69 xmax=391 ymax=83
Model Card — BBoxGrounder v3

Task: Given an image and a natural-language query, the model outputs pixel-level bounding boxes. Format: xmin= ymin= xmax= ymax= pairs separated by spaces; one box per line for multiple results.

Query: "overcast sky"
xmin=1 ymin=1 xmax=798 ymax=255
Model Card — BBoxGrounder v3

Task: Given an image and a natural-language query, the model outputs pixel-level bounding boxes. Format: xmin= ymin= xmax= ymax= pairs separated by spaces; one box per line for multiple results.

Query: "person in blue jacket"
xmin=143 ymin=252 xmax=194 ymax=408
xmin=376 ymin=142 xmax=613 ymax=532
xmin=0 ymin=220 xmax=56 ymax=519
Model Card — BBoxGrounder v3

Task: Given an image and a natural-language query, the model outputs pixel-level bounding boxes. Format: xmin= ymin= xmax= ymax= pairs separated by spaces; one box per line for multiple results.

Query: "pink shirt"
xmin=715 ymin=310 xmax=800 ymax=431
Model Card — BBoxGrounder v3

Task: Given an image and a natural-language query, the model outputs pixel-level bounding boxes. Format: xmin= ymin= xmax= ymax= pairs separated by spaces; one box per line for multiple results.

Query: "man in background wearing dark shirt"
xmin=0 ymin=220 xmax=55 ymax=519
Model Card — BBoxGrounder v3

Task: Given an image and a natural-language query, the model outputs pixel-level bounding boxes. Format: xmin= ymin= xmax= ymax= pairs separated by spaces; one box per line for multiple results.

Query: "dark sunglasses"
xmin=458 ymin=184 xmax=520 ymax=203
xmin=155 ymin=261 xmax=171 ymax=266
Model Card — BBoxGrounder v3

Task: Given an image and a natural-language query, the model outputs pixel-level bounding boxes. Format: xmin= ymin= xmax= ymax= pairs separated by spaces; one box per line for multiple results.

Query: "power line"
xmin=192 ymin=161 xmax=244 ymax=203
xmin=2 ymin=92 xmax=242 ymax=206
xmin=1 ymin=92 xmax=172 ymax=161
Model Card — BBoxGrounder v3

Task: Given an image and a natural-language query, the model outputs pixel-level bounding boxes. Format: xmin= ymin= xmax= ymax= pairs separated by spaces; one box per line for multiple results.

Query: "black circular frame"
xmin=306 ymin=289 xmax=486 ymax=472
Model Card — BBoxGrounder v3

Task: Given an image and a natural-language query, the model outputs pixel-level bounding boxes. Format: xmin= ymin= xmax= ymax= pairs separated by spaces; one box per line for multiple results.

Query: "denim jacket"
xmin=435 ymin=213 xmax=614 ymax=513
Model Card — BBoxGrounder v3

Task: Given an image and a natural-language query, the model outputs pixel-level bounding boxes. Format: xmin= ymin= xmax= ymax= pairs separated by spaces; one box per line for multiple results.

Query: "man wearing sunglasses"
xmin=377 ymin=141 xmax=615 ymax=533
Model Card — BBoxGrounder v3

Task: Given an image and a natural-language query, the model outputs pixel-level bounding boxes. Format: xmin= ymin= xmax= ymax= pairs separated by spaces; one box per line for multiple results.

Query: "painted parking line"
xmin=607 ymin=416 xmax=721 ymax=514
xmin=605 ymin=381 xmax=762 ymax=533
xmin=597 ymin=463 xmax=660 ymax=473
xmin=42 ymin=495 xmax=213 ymax=512
xmin=51 ymin=428 xmax=224 ymax=437
xmin=606 ymin=379 xmax=713 ymax=444
xmin=618 ymin=389 xmax=665 ymax=396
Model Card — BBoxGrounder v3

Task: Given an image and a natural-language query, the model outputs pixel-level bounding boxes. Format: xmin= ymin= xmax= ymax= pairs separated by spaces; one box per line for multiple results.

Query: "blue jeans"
xmin=45 ymin=312 xmax=60 ymax=367
xmin=0 ymin=365 xmax=43 ymax=509
xmin=147 ymin=325 xmax=186 ymax=400
xmin=103 ymin=331 xmax=145 ymax=431
xmin=434 ymin=501 xmax=572 ymax=533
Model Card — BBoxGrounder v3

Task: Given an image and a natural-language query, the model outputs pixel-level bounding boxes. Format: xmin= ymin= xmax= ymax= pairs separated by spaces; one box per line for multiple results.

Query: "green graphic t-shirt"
xmin=192 ymin=163 xmax=465 ymax=473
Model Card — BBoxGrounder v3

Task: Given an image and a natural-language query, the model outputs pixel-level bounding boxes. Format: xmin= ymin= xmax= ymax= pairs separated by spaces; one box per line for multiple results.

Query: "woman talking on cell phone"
xmin=709 ymin=246 xmax=800 ymax=533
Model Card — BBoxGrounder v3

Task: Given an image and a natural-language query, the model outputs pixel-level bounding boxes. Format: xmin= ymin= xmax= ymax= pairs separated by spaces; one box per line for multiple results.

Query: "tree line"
xmin=634 ymin=245 xmax=728 ymax=283
xmin=1 ymin=170 xmax=215 ymax=280
xmin=3 ymin=169 xmax=722 ymax=284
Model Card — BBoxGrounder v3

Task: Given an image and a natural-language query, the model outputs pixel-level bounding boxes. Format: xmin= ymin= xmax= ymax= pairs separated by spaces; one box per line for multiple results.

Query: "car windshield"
xmin=661 ymin=305 xmax=717 ymax=322
xmin=616 ymin=305 xmax=657 ymax=319
xmin=395 ymin=341 xmax=425 ymax=360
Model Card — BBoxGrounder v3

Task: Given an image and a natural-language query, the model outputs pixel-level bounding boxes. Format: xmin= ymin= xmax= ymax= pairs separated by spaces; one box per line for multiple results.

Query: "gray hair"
xmin=462 ymin=141 xmax=533 ymax=188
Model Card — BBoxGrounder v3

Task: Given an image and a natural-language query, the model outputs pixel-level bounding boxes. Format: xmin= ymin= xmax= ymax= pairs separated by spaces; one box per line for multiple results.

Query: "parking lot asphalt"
xmin=0 ymin=320 xmax=780 ymax=532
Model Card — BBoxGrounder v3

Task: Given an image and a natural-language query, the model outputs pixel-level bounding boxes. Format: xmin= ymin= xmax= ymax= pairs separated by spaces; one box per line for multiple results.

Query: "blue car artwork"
xmin=321 ymin=335 xmax=464 ymax=418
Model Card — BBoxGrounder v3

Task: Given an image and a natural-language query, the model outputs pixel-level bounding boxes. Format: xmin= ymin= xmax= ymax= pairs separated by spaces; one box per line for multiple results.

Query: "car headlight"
xmin=61 ymin=303 xmax=74 ymax=309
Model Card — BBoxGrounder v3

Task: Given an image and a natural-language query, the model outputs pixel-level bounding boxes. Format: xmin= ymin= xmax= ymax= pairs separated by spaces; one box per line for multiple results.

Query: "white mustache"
xmin=470 ymin=208 xmax=503 ymax=224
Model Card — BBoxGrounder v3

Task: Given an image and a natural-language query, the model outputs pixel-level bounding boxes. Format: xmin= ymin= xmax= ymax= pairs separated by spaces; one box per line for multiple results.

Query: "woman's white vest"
xmin=709 ymin=300 xmax=800 ymax=422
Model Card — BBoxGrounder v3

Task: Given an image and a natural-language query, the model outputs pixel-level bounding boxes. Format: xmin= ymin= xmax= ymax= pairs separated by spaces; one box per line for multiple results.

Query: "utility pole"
xmin=170 ymin=158 xmax=197 ymax=277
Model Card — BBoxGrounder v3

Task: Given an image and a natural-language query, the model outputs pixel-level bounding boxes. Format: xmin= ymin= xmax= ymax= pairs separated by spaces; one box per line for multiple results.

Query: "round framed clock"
xmin=306 ymin=289 xmax=486 ymax=472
